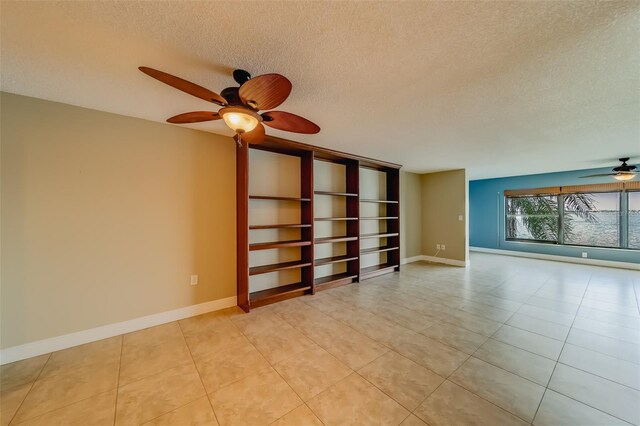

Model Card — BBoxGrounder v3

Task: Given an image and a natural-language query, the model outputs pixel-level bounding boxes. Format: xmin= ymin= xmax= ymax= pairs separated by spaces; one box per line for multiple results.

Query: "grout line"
xmin=325 ymin=281 xmax=540 ymax=424
xmin=112 ymin=335 xmax=124 ymax=426
xmin=176 ymin=319 xmax=222 ymax=426
xmin=531 ymin=271 xmax=591 ymax=423
xmin=230 ymin=313 xmax=311 ymax=420
xmin=7 ymin=352 xmax=52 ymax=426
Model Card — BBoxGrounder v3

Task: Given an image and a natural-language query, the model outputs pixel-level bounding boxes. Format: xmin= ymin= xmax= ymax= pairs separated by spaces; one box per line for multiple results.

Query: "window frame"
xmin=504 ymin=184 xmax=637 ymax=251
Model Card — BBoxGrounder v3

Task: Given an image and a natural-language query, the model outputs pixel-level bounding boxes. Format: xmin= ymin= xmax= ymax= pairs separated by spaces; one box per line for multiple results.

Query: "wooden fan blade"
xmin=580 ymin=173 xmax=617 ymax=178
xmin=139 ymin=67 xmax=227 ymax=106
xmin=262 ymin=111 xmax=320 ymax=134
xmin=239 ymin=74 xmax=291 ymax=110
xmin=234 ymin=123 xmax=266 ymax=145
xmin=167 ymin=111 xmax=221 ymax=124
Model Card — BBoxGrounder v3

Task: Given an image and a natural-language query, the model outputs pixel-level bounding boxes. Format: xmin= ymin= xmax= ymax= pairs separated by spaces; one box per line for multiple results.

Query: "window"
xmin=629 ymin=192 xmax=640 ymax=250
xmin=563 ymin=192 xmax=620 ymax=248
xmin=506 ymin=196 xmax=558 ymax=242
xmin=504 ymin=184 xmax=638 ymax=250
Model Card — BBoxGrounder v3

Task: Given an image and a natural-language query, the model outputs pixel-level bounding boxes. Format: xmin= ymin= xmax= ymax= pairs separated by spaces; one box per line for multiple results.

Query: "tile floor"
xmin=1 ymin=253 xmax=639 ymax=425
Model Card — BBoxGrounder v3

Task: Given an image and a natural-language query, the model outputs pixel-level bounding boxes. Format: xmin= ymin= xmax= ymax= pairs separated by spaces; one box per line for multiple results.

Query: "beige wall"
xmin=421 ymin=169 xmax=468 ymax=262
xmin=1 ymin=92 xmax=236 ymax=349
xmin=400 ymin=171 xmax=422 ymax=259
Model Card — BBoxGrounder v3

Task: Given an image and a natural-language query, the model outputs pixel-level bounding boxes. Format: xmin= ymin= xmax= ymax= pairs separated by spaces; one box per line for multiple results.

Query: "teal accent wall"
xmin=469 ymin=167 xmax=640 ymax=265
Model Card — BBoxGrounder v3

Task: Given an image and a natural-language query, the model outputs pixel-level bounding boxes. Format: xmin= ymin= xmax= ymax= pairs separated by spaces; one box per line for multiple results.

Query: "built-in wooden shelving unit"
xmin=359 ymin=165 xmax=400 ymax=280
xmin=237 ymin=136 xmax=401 ymax=311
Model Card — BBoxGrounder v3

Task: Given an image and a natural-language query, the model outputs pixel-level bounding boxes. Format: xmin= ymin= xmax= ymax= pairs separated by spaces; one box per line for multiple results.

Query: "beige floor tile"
xmin=488 ymin=288 xmax=533 ymax=304
xmin=415 ymin=380 xmax=528 ymax=426
xmin=533 ymin=390 xmax=629 ymax=426
xmin=474 ymin=338 xmax=556 ymax=386
xmin=179 ymin=308 xmax=244 ymax=336
xmin=273 ymin=345 xmax=351 ymax=401
xmin=358 ymin=351 xmax=444 ymax=410
xmin=247 ymin=326 xmax=317 ymax=365
xmin=492 ymin=325 xmax=564 ymax=360
xmin=270 ymin=404 xmax=323 ymax=426
xmin=388 ymin=329 xmax=469 ymax=377
xmin=548 ymin=364 xmax=640 ymax=425
xmin=307 ymin=373 xmax=409 ymax=426
xmin=119 ymin=337 xmax=191 ymax=386
xmin=580 ymin=297 xmax=640 ymax=317
xmin=231 ymin=311 xmax=289 ymax=337
xmin=123 ymin=322 xmax=183 ymax=350
xmin=449 ymin=357 xmax=545 ymax=422
xmin=209 ymin=368 xmax=302 ymax=426
xmin=115 ymin=362 xmax=205 ymax=426
xmin=40 ymin=337 xmax=121 ymax=379
xmin=0 ymin=382 xmax=32 ymax=426
xmin=421 ymin=322 xmax=488 ymax=354
xmin=182 ymin=319 xmax=246 ymax=359
xmin=193 ymin=338 xmax=271 ymax=393
xmin=506 ymin=313 xmax=571 ymax=341
xmin=439 ymin=309 xmax=503 ymax=336
xmin=373 ymin=302 xmax=435 ymax=332
xmin=473 ymin=294 xmax=523 ymax=312
xmin=301 ymin=320 xmax=389 ymax=370
xmin=14 ymin=390 xmax=116 ymax=426
xmin=560 ymin=343 xmax=640 ymax=390
xmin=459 ymin=301 xmax=514 ymax=322
xmin=577 ymin=306 xmax=640 ymax=330
xmin=400 ymin=414 xmax=428 ymax=426
xmin=325 ymin=307 xmax=406 ymax=346
xmin=13 ymin=360 xmax=119 ymax=424
xmin=143 ymin=397 xmax=218 ymax=425
xmin=525 ymin=296 xmax=579 ymax=314
xmin=517 ymin=304 xmax=575 ymax=326
xmin=572 ymin=317 xmax=640 ymax=345
xmin=565 ymin=328 xmax=640 ymax=365
xmin=0 ymin=354 xmax=49 ymax=390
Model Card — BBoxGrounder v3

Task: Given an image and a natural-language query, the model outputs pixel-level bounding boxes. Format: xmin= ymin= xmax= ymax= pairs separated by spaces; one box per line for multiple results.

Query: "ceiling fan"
xmin=138 ymin=66 xmax=320 ymax=146
xmin=581 ymin=157 xmax=637 ymax=181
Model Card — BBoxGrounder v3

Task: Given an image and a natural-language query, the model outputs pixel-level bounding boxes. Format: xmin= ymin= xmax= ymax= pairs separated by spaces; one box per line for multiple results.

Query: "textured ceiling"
xmin=1 ymin=1 xmax=639 ymax=179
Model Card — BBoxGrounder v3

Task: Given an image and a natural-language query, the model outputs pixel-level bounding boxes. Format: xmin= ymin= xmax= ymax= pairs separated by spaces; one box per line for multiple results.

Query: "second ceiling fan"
xmin=139 ymin=66 xmax=320 ymax=145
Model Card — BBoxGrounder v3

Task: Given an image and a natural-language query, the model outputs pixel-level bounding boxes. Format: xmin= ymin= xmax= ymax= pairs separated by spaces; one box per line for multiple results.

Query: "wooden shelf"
xmin=250 ymin=282 xmax=311 ymax=307
xmin=314 ymin=272 xmax=357 ymax=288
xmin=361 ymin=246 xmax=399 ymax=255
xmin=315 ymin=236 xmax=358 ymax=244
xmin=250 ymin=240 xmax=312 ymax=251
xmin=249 ymin=223 xmax=311 ymax=230
xmin=360 ymin=217 xmax=399 ymax=220
xmin=314 ymin=191 xmax=358 ymax=197
xmin=360 ymin=199 xmax=399 ymax=204
xmin=249 ymin=195 xmax=311 ymax=202
xmin=360 ymin=263 xmax=399 ymax=279
xmin=314 ymin=217 xmax=358 ymax=221
xmin=315 ymin=255 xmax=358 ymax=266
xmin=250 ymin=260 xmax=312 ymax=276
xmin=360 ymin=232 xmax=399 ymax=239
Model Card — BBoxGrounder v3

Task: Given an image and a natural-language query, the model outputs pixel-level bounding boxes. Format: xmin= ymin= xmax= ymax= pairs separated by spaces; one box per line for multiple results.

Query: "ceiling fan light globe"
xmin=613 ymin=172 xmax=636 ymax=181
xmin=219 ymin=107 xmax=260 ymax=133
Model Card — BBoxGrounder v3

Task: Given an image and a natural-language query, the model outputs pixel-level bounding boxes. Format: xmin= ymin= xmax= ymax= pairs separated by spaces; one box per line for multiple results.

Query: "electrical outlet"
xmin=581 ymin=252 xmax=588 ymax=258
xmin=458 ymin=215 xmax=463 ymax=221
xmin=190 ymin=275 xmax=198 ymax=286
xmin=441 ymin=244 xmax=446 ymax=250
xmin=436 ymin=244 xmax=441 ymax=250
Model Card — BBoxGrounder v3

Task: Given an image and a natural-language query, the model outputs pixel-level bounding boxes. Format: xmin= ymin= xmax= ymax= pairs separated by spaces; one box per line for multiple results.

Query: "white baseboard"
xmin=421 ymin=255 xmax=470 ymax=267
xmin=401 ymin=255 xmax=470 ymax=267
xmin=401 ymin=255 xmax=424 ymax=265
xmin=470 ymin=247 xmax=640 ymax=271
xmin=0 ymin=296 xmax=237 ymax=365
